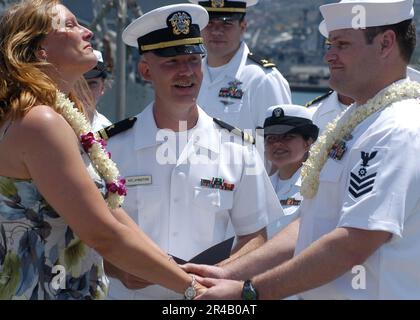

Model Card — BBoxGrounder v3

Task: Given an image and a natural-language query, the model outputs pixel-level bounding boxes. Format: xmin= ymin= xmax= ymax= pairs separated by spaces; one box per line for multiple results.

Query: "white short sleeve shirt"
xmin=296 ymin=81 xmax=420 ymax=299
xmin=106 ymin=103 xmax=282 ymax=299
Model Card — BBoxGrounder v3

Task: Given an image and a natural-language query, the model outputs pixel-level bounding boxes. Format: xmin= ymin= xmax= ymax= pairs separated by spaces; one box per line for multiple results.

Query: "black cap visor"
xmin=263 ymin=124 xmax=296 ymax=136
xmin=208 ymin=12 xmax=245 ymax=21
xmin=262 ymin=124 xmax=319 ymax=141
xmin=152 ymin=43 xmax=206 ymax=57
xmin=84 ymin=61 xmax=107 ymax=79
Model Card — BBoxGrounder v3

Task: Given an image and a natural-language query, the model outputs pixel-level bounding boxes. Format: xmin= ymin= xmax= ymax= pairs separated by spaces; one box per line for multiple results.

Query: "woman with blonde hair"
xmin=0 ymin=0 xmax=201 ymax=300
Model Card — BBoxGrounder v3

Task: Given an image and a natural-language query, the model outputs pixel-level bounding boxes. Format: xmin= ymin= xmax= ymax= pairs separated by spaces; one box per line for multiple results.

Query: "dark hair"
xmin=364 ymin=19 xmax=416 ymax=63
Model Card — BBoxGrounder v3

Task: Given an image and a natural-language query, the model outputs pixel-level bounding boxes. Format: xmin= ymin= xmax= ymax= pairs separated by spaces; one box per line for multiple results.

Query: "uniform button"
xmin=172 ymin=232 xmax=179 ymax=237
xmin=173 ymin=198 xmax=180 ymax=203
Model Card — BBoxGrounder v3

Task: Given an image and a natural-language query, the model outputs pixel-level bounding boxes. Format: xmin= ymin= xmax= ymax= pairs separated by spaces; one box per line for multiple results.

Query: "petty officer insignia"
xmin=96 ymin=117 xmax=137 ymax=141
xmin=349 ymin=151 xmax=379 ymax=199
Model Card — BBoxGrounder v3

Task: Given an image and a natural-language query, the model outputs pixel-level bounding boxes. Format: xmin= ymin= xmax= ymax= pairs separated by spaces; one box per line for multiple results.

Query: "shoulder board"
xmin=247 ymin=52 xmax=276 ymax=69
xmin=213 ymin=118 xmax=255 ymax=145
xmin=304 ymin=90 xmax=334 ymax=108
xmin=96 ymin=117 xmax=137 ymax=140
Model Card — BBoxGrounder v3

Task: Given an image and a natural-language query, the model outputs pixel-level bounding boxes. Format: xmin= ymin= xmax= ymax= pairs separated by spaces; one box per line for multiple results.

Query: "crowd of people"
xmin=1 ymin=0 xmax=420 ymax=300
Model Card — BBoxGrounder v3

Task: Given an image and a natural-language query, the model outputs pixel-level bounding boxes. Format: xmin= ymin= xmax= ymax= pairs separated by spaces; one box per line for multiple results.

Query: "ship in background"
xmin=2 ymin=0 xmax=420 ymax=122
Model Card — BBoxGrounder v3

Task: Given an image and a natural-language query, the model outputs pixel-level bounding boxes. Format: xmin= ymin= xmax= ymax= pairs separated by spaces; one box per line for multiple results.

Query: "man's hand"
xmin=180 ymin=263 xmax=227 ymax=279
xmin=195 ymin=278 xmax=243 ymax=300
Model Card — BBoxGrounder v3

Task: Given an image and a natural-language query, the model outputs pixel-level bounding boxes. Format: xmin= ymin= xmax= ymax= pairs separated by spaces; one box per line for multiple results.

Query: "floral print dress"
xmin=0 ymin=147 xmax=109 ymax=300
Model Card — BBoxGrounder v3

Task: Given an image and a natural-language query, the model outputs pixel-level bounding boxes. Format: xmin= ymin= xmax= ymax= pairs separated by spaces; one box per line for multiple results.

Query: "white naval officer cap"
xmin=261 ymin=105 xmax=319 ymax=140
xmin=189 ymin=0 xmax=258 ymax=20
xmin=122 ymin=4 xmax=209 ymax=57
xmin=319 ymin=0 xmax=414 ymax=38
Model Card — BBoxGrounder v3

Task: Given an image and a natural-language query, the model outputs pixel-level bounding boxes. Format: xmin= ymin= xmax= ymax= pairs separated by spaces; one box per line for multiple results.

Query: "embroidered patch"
xmin=348 ymin=151 xmax=378 ymax=198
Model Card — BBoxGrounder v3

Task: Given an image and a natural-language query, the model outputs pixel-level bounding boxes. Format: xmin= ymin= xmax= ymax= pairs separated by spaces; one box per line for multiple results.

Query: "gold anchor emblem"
xmin=168 ymin=11 xmax=191 ymax=35
xmin=211 ymin=0 xmax=225 ymax=8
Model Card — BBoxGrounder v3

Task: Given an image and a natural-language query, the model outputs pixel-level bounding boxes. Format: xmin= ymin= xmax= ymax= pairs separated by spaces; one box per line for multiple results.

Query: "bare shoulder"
xmin=16 ymin=105 xmax=77 ymax=153
xmin=0 ymin=105 xmax=76 ymax=178
xmin=21 ymin=105 xmax=70 ymax=133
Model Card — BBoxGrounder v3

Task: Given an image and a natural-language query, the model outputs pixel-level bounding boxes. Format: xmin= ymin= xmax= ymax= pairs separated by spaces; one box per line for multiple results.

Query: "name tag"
xmin=125 ymin=175 xmax=152 ymax=186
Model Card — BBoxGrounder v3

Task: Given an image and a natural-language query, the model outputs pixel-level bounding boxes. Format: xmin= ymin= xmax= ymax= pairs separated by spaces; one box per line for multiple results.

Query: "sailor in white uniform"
xmin=259 ymin=105 xmax=319 ymax=238
xmin=189 ymin=0 xmax=291 ymax=133
xmin=180 ymin=0 xmax=420 ymax=301
xmin=104 ymin=3 xmax=282 ymax=300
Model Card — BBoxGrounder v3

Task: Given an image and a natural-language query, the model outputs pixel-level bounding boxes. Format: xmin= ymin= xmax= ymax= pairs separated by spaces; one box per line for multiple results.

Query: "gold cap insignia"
xmin=168 ymin=11 xmax=191 ymax=36
xmin=211 ymin=0 xmax=225 ymax=8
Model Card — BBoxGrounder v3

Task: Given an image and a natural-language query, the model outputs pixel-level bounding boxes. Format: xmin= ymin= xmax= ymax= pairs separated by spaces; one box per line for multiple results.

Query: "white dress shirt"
xmin=296 ymin=79 xmax=420 ymax=299
xmin=106 ymin=103 xmax=283 ymax=299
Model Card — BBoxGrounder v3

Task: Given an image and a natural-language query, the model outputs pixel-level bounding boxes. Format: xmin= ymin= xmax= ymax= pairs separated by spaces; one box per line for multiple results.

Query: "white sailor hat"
xmin=319 ymin=0 xmax=414 ymax=38
xmin=261 ymin=105 xmax=319 ymax=140
xmin=122 ymin=4 xmax=209 ymax=57
xmin=84 ymin=50 xmax=107 ymax=79
xmin=189 ymin=0 xmax=258 ymax=20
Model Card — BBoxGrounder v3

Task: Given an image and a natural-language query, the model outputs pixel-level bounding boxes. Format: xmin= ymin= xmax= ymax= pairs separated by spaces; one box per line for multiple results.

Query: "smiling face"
xmin=140 ymin=52 xmax=203 ymax=109
xmin=265 ymin=133 xmax=313 ymax=177
xmin=40 ymin=4 xmax=96 ymax=77
xmin=202 ymin=18 xmax=246 ymax=66
xmin=324 ymin=28 xmax=380 ymax=102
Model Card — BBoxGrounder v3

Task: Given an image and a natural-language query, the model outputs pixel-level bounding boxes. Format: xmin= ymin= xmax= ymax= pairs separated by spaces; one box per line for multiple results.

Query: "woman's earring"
xmin=38 ymin=48 xmax=47 ymax=61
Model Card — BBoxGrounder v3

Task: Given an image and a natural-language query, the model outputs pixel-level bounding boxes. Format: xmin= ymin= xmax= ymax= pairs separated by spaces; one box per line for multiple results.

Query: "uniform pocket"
xmin=222 ymin=99 xmax=243 ymax=113
xmin=316 ymin=159 xmax=345 ymax=219
xmin=191 ymin=187 xmax=234 ymax=242
xmin=124 ymin=185 xmax=162 ymax=239
xmin=192 ymin=187 xmax=234 ymax=211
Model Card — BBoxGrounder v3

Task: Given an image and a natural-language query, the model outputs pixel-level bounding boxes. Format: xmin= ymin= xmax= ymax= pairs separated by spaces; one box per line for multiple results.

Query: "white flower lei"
xmin=301 ymin=80 xmax=420 ymax=199
xmin=55 ymin=91 xmax=126 ymax=209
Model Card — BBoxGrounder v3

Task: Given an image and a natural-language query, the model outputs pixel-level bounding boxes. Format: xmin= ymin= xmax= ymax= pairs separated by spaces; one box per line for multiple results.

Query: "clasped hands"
xmin=119 ymin=263 xmax=243 ymax=299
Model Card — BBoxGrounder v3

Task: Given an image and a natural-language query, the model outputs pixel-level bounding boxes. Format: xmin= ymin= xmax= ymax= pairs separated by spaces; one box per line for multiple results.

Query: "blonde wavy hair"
xmin=0 ymin=0 xmax=83 ymax=124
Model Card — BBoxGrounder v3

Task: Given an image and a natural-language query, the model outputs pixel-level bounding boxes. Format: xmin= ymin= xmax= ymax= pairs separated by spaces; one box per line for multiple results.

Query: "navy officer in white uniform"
xmin=189 ymin=0 xmax=291 ymax=133
xmin=182 ymin=0 xmax=420 ymax=300
xmin=104 ymin=3 xmax=282 ymax=300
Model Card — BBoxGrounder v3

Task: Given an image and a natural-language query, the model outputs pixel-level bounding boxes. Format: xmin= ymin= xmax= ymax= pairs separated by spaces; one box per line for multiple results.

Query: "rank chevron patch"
xmin=349 ymin=172 xmax=377 ymax=198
